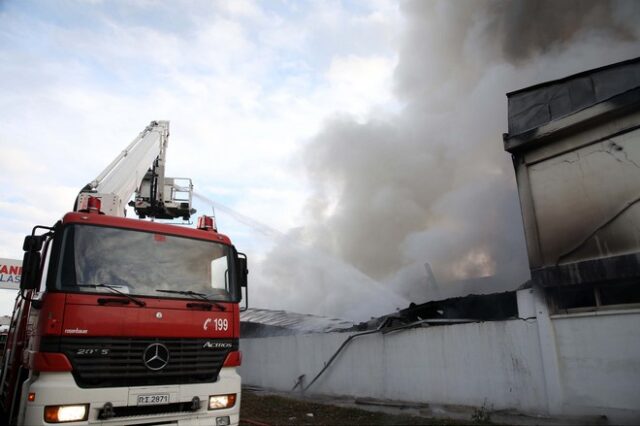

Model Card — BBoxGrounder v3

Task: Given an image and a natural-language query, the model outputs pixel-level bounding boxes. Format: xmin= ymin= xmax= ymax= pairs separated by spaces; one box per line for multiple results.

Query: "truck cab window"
xmin=56 ymin=224 xmax=238 ymax=302
xmin=210 ymin=256 xmax=228 ymax=293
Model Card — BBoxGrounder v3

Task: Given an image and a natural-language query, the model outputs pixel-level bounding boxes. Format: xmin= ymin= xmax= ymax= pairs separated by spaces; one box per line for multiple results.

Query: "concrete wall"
xmin=241 ymin=319 xmax=547 ymax=411
xmin=239 ymin=290 xmax=640 ymax=423
xmin=526 ymin=123 xmax=640 ymax=266
xmin=552 ymin=310 xmax=640 ymax=420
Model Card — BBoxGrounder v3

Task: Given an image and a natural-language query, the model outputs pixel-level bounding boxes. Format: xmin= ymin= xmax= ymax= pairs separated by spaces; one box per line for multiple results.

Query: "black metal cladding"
xmin=40 ymin=337 xmax=237 ymax=388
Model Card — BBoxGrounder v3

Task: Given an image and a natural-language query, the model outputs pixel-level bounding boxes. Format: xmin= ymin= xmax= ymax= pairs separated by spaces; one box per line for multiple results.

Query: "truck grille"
xmin=40 ymin=337 xmax=237 ymax=388
xmin=98 ymin=399 xmax=201 ymax=420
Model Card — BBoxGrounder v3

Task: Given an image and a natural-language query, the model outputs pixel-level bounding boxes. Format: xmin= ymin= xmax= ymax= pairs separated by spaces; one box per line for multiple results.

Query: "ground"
xmin=239 ymin=389 xmax=470 ymax=425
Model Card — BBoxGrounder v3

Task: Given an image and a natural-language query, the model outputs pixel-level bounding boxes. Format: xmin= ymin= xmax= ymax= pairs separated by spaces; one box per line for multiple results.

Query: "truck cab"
xmin=1 ymin=210 xmax=248 ymax=425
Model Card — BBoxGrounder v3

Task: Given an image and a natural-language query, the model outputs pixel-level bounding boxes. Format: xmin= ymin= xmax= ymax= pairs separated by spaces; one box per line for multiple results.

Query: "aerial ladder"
xmin=75 ymin=120 xmax=195 ymax=220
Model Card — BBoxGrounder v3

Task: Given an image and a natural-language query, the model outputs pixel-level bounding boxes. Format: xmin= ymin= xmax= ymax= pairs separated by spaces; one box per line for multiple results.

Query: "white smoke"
xmin=252 ymin=0 xmax=640 ymax=320
xmin=194 ymin=192 xmax=409 ymax=321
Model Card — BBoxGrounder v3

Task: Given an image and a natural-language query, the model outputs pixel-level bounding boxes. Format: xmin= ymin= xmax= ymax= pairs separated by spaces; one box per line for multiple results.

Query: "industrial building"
xmin=240 ymin=57 xmax=640 ymax=424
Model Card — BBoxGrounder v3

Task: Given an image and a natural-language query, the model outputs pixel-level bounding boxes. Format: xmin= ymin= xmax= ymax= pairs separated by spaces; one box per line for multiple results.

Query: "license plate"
xmin=137 ymin=394 xmax=170 ymax=405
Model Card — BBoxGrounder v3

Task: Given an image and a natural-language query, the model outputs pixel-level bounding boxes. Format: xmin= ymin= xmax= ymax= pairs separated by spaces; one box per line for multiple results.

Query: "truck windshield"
xmin=55 ymin=224 xmax=235 ymax=302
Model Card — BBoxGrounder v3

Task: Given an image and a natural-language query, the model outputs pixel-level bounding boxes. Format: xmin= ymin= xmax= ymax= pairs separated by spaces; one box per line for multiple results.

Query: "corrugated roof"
xmin=240 ymin=308 xmax=354 ymax=334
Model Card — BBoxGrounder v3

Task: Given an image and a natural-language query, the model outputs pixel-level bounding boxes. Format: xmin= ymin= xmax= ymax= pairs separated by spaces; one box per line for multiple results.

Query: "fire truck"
xmin=0 ymin=121 xmax=248 ymax=425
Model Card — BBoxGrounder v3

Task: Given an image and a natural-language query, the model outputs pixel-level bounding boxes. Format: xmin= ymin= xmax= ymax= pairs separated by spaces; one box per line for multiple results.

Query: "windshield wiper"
xmin=156 ymin=289 xmax=209 ymax=300
xmin=78 ymin=284 xmax=146 ymax=307
xmin=155 ymin=289 xmax=226 ymax=311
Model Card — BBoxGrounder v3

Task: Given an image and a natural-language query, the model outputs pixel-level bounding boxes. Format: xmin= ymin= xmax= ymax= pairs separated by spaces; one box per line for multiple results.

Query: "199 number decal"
xmin=215 ymin=318 xmax=228 ymax=331
xmin=203 ymin=318 xmax=229 ymax=331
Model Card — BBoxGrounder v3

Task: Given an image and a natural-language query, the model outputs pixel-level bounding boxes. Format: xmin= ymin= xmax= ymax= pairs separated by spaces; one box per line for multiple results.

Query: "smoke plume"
xmin=255 ymin=0 xmax=640 ymax=321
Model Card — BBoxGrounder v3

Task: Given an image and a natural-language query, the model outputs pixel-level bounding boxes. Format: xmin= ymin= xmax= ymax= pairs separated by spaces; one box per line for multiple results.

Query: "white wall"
xmin=239 ymin=291 xmax=640 ymax=423
xmin=241 ymin=319 xmax=548 ymax=413
xmin=552 ymin=310 xmax=640 ymax=419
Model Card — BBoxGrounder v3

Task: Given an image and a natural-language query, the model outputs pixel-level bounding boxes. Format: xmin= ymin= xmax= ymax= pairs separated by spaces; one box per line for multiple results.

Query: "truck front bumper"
xmin=22 ymin=367 xmax=240 ymax=425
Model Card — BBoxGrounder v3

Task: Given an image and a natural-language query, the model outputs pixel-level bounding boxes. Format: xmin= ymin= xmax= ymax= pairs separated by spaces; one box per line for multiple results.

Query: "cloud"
xmin=324 ymin=55 xmax=399 ymax=118
xmin=0 ymin=1 xmax=400 ymax=316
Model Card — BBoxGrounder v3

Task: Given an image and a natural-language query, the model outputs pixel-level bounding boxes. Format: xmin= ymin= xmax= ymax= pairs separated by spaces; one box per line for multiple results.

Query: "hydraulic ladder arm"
xmin=75 ymin=120 xmax=195 ymax=219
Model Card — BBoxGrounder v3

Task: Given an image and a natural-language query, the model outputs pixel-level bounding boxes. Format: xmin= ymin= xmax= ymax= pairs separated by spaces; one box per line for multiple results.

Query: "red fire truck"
xmin=0 ymin=121 xmax=248 ymax=425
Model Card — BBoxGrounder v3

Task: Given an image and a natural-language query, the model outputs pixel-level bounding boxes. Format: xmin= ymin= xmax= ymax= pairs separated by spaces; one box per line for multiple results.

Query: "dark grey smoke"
xmin=395 ymin=0 xmax=640 ymax=101
xmin=494 ymin=0 xmax=635 ymax=63
xmin=257 ymin=0 xmax=640 ymax=318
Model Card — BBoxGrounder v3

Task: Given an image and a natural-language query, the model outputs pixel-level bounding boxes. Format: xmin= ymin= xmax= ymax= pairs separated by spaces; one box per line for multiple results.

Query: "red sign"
xmin=0 ymin=258 xmax=21 ymax=290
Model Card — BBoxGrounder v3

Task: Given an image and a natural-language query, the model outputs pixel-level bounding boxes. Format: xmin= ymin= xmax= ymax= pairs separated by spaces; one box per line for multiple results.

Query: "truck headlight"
xmin=44 ymin=404 xmax=89 ymax=423
xmin=208 ymin=394 xmax=236 ymax=410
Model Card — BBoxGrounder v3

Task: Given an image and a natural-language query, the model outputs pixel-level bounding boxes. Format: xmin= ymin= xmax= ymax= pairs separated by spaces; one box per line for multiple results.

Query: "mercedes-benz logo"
xmin=143 ymin=343 xmax=170 ymax=371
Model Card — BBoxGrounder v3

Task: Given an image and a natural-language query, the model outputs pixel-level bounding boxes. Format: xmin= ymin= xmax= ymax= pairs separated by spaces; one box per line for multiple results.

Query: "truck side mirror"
xmin=237 ymin=256 xmax=248 ymax=288
xmin=20 ymin=250 xmax=41 ymax=291
xmin=236 ymin=253 xmax=248 ymax=311
xmin=23 ymin=234 xmax=45 ymax=252
xmin=20 ymin=233 xmax=50 ymax=291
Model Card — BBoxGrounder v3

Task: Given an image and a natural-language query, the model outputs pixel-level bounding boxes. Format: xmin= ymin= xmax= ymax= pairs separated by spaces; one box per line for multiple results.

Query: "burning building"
xmin=504 ymin=56 xmax=640 ymax=310
xmin=239 ymin=58 xmax=640 ymax=425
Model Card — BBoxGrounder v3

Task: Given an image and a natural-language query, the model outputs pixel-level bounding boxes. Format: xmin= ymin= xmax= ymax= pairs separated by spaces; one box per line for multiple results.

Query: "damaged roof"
xmin=240 ymin=308 xmax=354 ymax=337
xmin=242 ymin=289 xmax=522 ymax=337
xmin=352 ymin=291 xmax=520 ymax=332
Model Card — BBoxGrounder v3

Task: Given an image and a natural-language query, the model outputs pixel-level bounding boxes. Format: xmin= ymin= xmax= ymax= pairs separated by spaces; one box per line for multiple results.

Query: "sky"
xmin=1 ymin=0 xmax=639 ymax=321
